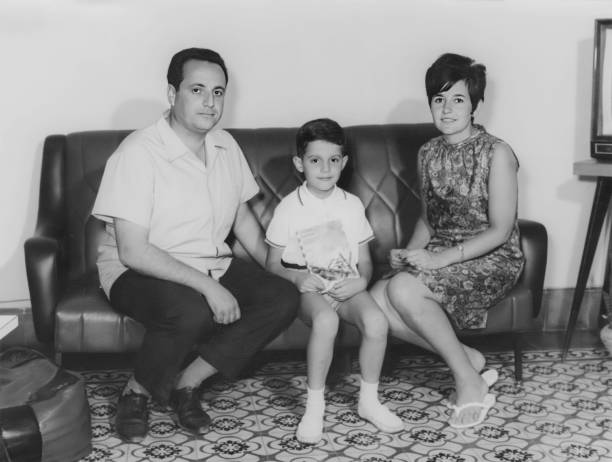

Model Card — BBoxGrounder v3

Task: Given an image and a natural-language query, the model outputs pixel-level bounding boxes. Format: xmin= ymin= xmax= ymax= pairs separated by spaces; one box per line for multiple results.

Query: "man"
xmin=92 ymin=48 xmax=299 ymax=442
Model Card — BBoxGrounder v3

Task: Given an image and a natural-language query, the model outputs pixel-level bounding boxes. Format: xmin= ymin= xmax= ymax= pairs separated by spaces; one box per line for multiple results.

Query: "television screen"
xmin=591 ymin=19 xmax=612 ymax=159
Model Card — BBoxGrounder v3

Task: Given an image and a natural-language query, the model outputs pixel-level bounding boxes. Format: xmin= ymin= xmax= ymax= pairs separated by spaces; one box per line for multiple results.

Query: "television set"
xmin=591 ymin=19 xmax=612 ymax=159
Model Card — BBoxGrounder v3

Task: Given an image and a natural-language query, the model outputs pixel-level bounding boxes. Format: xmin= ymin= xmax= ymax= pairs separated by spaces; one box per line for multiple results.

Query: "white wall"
xmin=1 ymin=0 xmax=611 ymax=305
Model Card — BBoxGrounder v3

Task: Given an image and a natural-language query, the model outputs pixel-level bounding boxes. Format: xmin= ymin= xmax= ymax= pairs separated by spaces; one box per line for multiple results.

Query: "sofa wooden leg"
xmin=513 ymin=333 xmax=523 ymax=384
xmin=54 ymin=352 xmax=62 ymax=366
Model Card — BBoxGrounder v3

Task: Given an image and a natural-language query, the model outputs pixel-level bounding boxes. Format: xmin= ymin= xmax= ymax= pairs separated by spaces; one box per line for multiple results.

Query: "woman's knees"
xmin=386 ymin=273 xmax=430 ymax=318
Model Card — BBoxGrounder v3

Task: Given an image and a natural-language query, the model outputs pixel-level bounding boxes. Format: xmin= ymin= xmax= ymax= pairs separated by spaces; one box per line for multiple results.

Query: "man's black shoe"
xmin=170 ymin=387 xmax=211 ymax=434
xmin=115 ymin=391 xmax=149 ymax=442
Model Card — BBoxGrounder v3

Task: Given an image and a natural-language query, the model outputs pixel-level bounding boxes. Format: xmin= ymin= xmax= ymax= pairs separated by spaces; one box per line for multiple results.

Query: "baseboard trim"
xmin=0 ymin=300 xmax=31 ymax=310
xmin=539 ymin=287 xmax=603 ymax=332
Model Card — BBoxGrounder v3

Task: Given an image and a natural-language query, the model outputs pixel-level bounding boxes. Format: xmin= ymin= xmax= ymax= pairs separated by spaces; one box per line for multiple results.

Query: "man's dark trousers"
xmin=110 ymin=258 xmax=299 ymax=404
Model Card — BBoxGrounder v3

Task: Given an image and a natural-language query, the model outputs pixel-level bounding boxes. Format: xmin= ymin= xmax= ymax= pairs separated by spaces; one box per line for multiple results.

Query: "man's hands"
xmin=114 ymin=217 xmax=242 ymax=325
xmin=200 ymin=279 xmax=241 ymax=324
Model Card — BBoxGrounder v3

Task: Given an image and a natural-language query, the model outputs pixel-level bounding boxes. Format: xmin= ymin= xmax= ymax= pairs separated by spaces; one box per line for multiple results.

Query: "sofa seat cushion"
xmin=457 ymin=285 xmax=536 ymax=335
xmin=55 ymin=273 xmax=537 ymax=354
xmin=55 ymin=273 xmax=144 ymax=353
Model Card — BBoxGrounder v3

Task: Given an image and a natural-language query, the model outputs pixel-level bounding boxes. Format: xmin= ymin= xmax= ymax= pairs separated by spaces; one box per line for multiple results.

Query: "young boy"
xmin=265 ymin=118 xmax=403 ymax=444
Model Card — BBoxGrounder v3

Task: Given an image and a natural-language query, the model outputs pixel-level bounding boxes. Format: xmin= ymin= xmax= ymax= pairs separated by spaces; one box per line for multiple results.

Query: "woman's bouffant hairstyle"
xmin=296 ymin=118 xmax=347 ymax=158
xmin=425 ymin=53 xmax=486 ymax=111
xmin=167 ymin=48 xmax=228 ymax=90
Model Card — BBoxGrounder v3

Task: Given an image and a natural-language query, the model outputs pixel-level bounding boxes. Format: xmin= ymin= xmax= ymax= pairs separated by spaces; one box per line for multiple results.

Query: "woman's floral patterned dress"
xmin=401 ymin=125 xmax=524 ymax=329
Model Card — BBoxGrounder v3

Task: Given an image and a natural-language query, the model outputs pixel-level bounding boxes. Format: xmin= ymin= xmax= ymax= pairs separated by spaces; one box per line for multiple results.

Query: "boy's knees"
xmin=311 ymin=309 xmax=340 ymax=336
xmin=361 ymin=310 xmax=389 ymax=339
xmin=314 ymin=308 xmax=340 ymax=325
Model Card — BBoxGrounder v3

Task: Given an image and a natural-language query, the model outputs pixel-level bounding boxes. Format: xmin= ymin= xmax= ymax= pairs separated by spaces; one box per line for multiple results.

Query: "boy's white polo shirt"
xmin=265 ymin=183 xmax=374 ymax=270
xmin=92 ymin=114 xmax=259 ymax=297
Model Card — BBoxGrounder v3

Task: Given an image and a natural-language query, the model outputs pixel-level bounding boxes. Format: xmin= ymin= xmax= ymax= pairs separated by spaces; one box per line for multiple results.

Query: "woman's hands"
xmin=390 ymin=248 xmax=452 ymax=270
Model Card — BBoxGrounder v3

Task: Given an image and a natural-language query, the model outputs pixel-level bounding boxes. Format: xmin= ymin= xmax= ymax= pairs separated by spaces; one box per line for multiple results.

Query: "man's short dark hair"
xmin=167 ymin=48 xmax=228 ymax=90
xmin=296 ymin=118 xmax=346 ymax=158
xmin=425 ymin=53 xmax=486 ymax=111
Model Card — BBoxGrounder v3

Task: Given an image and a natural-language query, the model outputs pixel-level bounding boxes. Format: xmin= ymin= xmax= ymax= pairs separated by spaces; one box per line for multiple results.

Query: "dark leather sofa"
xmin=24 ymin=124 xmax=547 ymax=381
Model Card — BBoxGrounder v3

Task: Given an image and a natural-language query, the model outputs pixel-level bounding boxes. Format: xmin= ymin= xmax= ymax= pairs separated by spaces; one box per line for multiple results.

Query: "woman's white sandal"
xmin=445 ymin=368 xmax=498 ymax=408
xmin=448 ymin=393 xmax=496 ymax=429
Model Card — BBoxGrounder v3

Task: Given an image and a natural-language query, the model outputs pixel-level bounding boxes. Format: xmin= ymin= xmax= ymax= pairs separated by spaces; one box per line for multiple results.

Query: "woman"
xmin=371 ymin=53 xmax=524 ymax=428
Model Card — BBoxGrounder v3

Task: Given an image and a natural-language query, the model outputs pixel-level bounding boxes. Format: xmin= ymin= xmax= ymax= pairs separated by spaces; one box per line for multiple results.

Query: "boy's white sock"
xmin=296 ymin=386 xmax=325 ymax=444
xmin=358 ymin=379 xmax=403 ymax=433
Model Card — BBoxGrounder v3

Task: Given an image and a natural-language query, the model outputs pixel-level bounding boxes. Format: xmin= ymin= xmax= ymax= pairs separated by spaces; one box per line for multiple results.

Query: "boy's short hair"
xmin=167 ymin=48 xmax=228 ymax=90
xmin=425 ymin=53 xmax=486 ymax=111
xmin=296 ymin=118 xmax=346 ymax=158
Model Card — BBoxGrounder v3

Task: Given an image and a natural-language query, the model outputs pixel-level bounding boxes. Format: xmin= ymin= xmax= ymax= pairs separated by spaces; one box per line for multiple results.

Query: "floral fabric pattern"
xmin=403 ymin=125 xmax=524 ymax=329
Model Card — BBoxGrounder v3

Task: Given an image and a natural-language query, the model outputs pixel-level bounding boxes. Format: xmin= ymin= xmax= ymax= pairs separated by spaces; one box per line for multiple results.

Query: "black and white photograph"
xmin=1 ymin=1 xmax=612 ymax=461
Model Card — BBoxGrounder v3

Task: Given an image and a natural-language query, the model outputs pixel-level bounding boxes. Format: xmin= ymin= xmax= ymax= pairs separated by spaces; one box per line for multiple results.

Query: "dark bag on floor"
xmin=0 ymin=347 xmax=91 ymax=462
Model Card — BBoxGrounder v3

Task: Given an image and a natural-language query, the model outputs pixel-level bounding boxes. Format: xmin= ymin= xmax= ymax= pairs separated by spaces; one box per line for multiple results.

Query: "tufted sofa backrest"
xmin=61 ymin=131 xmax=132 ymax=281
xmin=229 ymin=124 xmax=439 ymax=272
xmin=47 ymin=124 xmax=438 ymax=281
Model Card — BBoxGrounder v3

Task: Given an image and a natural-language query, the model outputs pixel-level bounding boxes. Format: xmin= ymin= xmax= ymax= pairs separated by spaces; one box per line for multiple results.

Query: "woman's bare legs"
xmin=370 ymin=280 xmax=486 ymax=372
xmin=296 ymin=292 xmax=339 ymax=443
xmin=372 ymin=274 xmax=489 ymax=427
xmin=337 ymin=291 xmax=403 ymax=432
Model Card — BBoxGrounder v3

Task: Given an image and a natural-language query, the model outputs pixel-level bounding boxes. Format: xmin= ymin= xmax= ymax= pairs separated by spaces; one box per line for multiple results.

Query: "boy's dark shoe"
xmin=115 ymin=391 xmax=149 ymax=442
xmin=170 ymin=387 xmax=211 ymax=434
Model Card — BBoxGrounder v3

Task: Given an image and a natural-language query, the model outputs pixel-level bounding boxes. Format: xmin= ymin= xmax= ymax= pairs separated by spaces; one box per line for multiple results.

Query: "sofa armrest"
xmin=23 ymin=134 xmax=68 ymax=344
xmin=24 ymin=234 xmax=62 ymax=343
xmin=517 ymin=218 xmax=548 ymax=318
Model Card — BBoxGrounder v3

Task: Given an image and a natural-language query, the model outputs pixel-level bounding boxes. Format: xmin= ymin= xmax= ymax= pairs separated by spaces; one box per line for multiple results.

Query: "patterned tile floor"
xmin=78 ymin=346 xmax=612 ymax=462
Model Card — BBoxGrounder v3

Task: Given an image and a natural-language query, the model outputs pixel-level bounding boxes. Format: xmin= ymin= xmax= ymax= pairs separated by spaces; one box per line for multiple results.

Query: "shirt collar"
xmin=297 ymin=182 xmax=346 ymax=206
xmin=156 ymin=111 xmax=228 ymax=164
